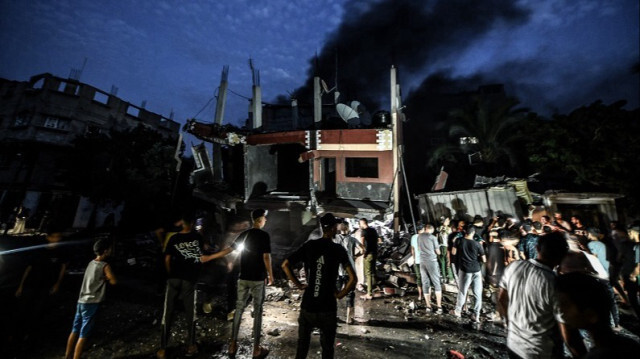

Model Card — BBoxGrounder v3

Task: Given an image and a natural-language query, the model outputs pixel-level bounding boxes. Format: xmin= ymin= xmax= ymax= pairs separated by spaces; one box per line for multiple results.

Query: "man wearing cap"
xmin=202 ymin=208 xmax=274 ymax=359
xmin=517 ymin=223 xmax=539 ymax=260
xmin=282 ymin=213 xmax=356 ymax=359
xmin=359 ymin=218 xmax=380 ymax=300
xmin=333 ymin=220 xmax=364 ymax=324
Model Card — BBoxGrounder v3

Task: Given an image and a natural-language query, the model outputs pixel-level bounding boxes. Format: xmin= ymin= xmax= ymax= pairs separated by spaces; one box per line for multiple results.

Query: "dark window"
xmin=32 ymin=78 xmax=44 ymax=89
xmin=126 ymin=105 xmax=140 ymax=117
xmin=345 ymin=157 xmax=378 ymax=178
xmin=93 ymin=91 xmax=109 ymax=105
xmin=13 ymin=115 xmax=29 ymax=127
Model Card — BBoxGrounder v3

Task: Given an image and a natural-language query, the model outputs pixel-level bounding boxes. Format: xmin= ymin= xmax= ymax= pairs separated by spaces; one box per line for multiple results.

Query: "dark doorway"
xmin=322 ymin=157 xmax=336 ymax=196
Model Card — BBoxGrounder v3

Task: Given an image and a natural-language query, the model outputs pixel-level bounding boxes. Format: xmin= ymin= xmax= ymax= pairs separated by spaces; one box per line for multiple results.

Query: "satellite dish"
xmin=350 ymin=101 xmax=361 ymax=112
xmin=336 ymin=103 xmax=359 ymax=122
xmin=321 ymin=79 xmax=330 ymax=93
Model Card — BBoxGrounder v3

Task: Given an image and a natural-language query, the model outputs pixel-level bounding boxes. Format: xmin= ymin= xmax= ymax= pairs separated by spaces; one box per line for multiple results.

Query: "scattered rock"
xmin=265 ymin=287 xmax=286 ymax=301
xmin=267 ymin=328 xmax=281 ymax=336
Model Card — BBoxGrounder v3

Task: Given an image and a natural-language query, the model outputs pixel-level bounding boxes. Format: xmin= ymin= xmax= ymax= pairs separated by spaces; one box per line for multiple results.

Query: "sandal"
xmin=252 ymin=346 xmax=270 ymax=359
xmin=228 ymin=341 xmax=237 ymax=358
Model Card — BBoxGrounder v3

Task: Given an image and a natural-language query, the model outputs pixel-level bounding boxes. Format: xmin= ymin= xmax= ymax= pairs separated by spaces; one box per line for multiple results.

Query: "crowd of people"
xmin=3 ymin=207 xmax=640 ymax=358
xmin=405 ymin=211 xmax=640 ymax=358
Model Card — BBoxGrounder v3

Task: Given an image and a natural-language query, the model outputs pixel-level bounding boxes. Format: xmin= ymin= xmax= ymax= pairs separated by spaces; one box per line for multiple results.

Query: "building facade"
xmin=0 ymin=73 xmax=180 ymax=230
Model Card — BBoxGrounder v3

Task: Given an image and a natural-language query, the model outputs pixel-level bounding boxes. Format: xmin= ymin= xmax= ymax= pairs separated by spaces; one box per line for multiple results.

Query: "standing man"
xmin=359 ymin=218 xmax=379 ymax=300
xmin=517 ymin=223 xmax=539 ymax=260
xmin=333 ymin=220 xmax=363 ymax=324
xmin=282 ymin=213 xmax=356 ymax=359
xmin=451 ymin=225 xmax=486 ymax=322
xmin=418 ymin=224 xmax=443 ymax=313
xmin=497 ymin=232 xmax=584 ymax=359
xmin=437 ymin=217 xmax=454 ymax=284
xmin=202 ymin=209 xmax=274 ymax=359
xmin=410 ymin=225 xmax=425 ymax=301
xmin=14 ymin=225 xmax=68 ymax=345
xmin=157 ymin=213 xmax=204 ymax=358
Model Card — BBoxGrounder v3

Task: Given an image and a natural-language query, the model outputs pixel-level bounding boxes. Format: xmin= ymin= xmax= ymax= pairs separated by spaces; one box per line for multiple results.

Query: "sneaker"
xmin=435 ymin=307 xmax=443 ymax=314
xmin=473 ymin=314 xmax=481 ymax=323
xmin=425 ymin=307 xmax=432 ymax=314
xmin=450 ymin=309 xmax=461 ymax=318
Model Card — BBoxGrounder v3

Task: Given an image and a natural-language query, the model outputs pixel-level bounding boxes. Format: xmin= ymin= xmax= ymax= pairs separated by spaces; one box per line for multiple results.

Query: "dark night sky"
xmin=1 ymin=0 xmax=638 ymax=127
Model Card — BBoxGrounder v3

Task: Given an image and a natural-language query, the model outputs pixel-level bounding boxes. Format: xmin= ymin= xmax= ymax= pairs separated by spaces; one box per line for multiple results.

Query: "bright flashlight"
xmin=237 ymin=243 xmax=245 ymax=252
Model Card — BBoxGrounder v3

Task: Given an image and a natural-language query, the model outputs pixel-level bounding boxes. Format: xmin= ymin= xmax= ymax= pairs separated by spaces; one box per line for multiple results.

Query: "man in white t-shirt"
xmin=410 ymin=225 xmax=425 ymax=301
xmin=498 ymin=232 xmax=584 ymax=359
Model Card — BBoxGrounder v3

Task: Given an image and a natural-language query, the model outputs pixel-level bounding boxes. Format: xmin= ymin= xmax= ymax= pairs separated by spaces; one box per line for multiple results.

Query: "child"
xmin=65 ymin=238 xmax=117 ymax=359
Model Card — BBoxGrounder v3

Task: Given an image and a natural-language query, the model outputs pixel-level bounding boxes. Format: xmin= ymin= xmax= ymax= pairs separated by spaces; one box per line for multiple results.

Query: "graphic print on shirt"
xmin=174 ymin=240 xmax=202 ymax=262
xmin=314 ymin=255 xmax=324 ymax=297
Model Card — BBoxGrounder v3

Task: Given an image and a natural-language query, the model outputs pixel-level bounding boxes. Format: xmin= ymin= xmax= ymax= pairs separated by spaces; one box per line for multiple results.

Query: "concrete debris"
xmin=476 ymin=345 xmax=494 ymax=357
xmin=361 ymin=328 xmax=370 ymax=334
xmin=265 ymin=287 xmax=285 ymax=302
xmin=267 ymin=328 xmax=281 ymax=336
xmin=408 ymin=301 xmax=416 ymax=311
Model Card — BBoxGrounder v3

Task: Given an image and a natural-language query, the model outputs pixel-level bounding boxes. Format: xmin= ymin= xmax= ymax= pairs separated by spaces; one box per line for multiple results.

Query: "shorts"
xmin=413 ymin=264 xmax=422 ymax=286
xmin=71 ymin=302 xmax=100 ymax=338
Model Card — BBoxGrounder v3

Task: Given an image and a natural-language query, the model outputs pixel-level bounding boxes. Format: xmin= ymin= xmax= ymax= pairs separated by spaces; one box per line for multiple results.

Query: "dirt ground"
xmin=6 ymin=267 xmax=640 ymax=359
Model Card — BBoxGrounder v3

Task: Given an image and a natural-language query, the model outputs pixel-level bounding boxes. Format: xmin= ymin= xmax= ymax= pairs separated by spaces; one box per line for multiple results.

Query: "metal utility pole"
xmin=390 ymin=66 xmax=401 ymax=232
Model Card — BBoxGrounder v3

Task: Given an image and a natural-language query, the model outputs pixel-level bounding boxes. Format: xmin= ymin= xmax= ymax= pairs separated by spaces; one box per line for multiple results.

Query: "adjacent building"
xmin=0 ymin=73 xmax=180 ymax=229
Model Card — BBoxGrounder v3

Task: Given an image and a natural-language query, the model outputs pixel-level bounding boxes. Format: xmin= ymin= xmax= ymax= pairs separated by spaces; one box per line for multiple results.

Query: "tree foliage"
xmin=429 ymin=96 xmax=529 ymax=175
xmin=524 ymin=100 xmax=640 ymax=212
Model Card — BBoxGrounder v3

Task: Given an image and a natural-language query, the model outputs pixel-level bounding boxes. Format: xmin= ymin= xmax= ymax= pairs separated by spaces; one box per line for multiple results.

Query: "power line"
xmin=192 ymin=96 xmax=215 ymax=120
xmin=227 ymin=88 xmax=251 ymax=100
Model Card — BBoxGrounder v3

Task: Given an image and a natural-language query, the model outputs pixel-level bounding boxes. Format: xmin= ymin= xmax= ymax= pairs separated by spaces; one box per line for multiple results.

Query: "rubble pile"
xmin=375 ymin=231 xmax=419 ymax=296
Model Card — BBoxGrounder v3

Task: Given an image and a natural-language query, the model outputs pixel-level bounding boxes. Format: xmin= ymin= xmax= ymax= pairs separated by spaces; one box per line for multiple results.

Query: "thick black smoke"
xmin=292 ymin=0 xmax=530 ymax=109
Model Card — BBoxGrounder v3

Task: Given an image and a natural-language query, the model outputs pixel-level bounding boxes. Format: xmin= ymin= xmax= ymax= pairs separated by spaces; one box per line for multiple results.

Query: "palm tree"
xmin=429 ymin=96 xmax=528 ymax=173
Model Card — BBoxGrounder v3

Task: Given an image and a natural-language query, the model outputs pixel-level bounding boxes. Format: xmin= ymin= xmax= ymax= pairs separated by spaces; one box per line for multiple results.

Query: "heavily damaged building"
xmin=186 ymin=66 xmax=406 ymax=252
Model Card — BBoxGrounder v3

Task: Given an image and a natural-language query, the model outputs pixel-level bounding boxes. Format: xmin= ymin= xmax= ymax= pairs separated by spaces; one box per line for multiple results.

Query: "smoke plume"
xmin=292 ymin=0 xmax=530 ymax=109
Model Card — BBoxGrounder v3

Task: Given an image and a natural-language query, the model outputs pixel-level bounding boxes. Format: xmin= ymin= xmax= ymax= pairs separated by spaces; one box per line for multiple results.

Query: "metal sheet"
xmin=245 ymin=145 xmax=277 ymax=199
xmin=418 ymin=187 xmax=520 ymax=224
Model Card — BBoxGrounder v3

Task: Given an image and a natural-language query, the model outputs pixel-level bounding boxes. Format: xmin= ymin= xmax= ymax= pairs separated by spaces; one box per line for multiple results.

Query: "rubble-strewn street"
xmin=9 ymin=266 xmax=640 ymax=359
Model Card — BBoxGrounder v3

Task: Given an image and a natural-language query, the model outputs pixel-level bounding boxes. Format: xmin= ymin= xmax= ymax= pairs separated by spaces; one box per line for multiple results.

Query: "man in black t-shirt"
xmin=282 ymin=213 xmax=356 ymax=359
xmin=359 ymin=218 xmax=379 ymax=300
xmin=13 ymin=226 xmax=67 ymax=344
xmin=202 ymin=208 xmax=274 ymax=359
xmin=451 ymin=225 xmax=486 ymax=322
xmin=158 ymin=213 xmax=204 ymax=358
